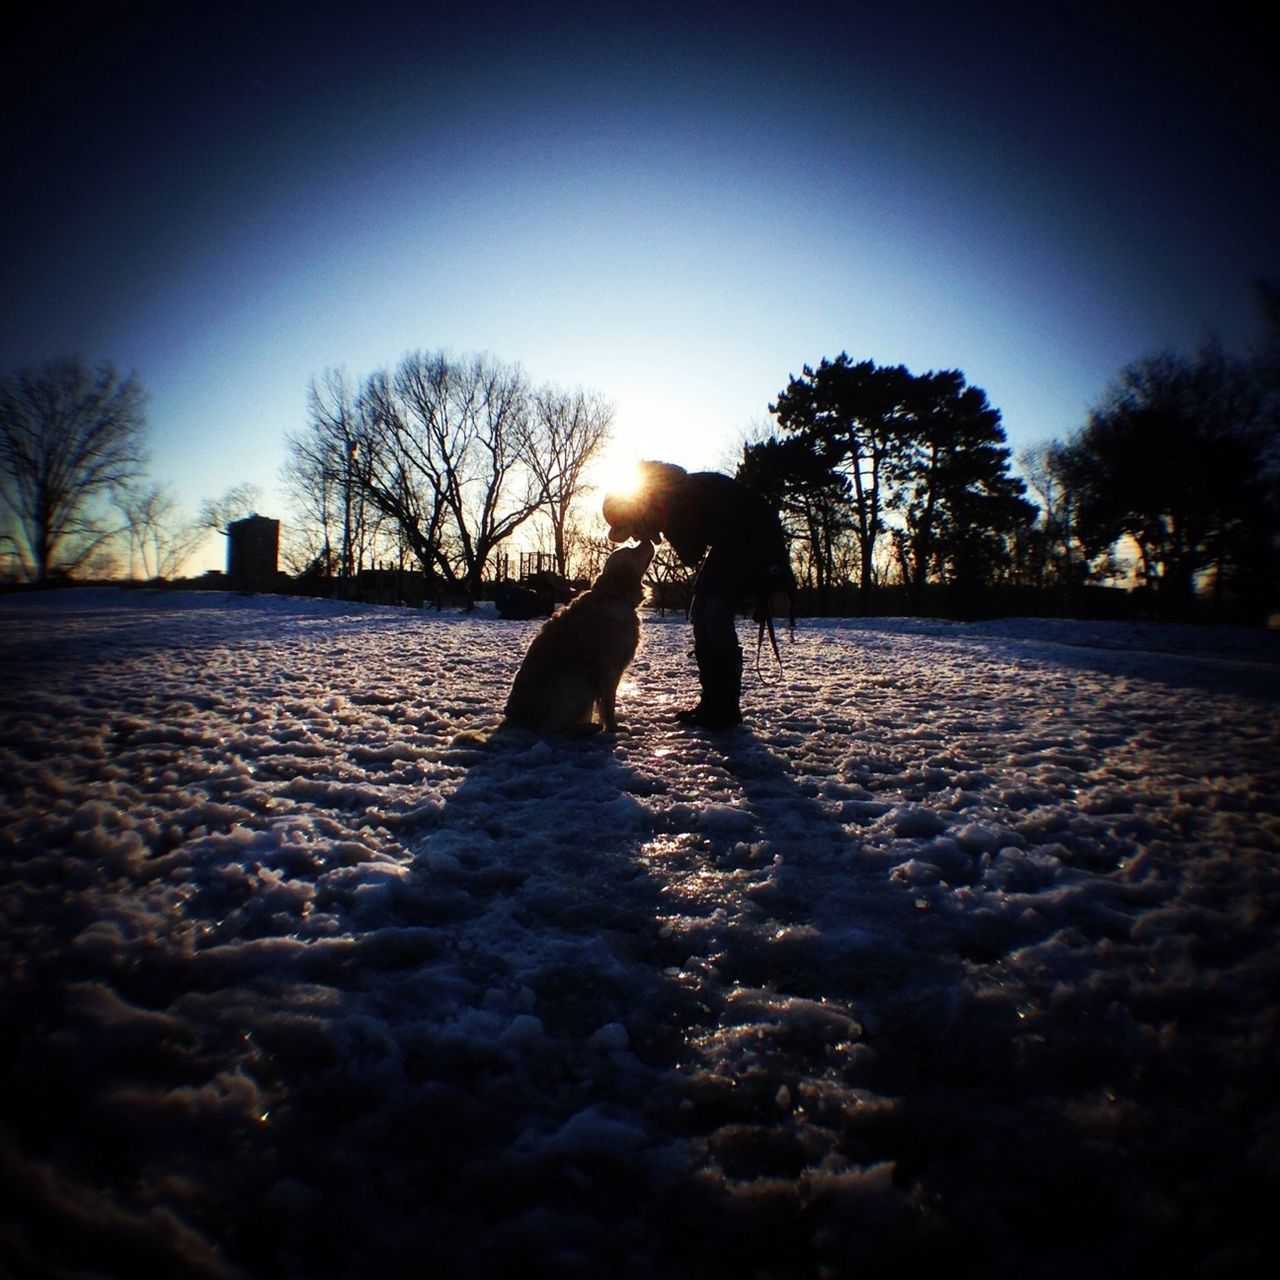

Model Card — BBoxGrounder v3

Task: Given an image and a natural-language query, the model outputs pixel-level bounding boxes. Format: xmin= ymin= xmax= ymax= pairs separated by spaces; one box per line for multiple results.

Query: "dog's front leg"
xmin=599 ymin=682 xmax=619 ymax=732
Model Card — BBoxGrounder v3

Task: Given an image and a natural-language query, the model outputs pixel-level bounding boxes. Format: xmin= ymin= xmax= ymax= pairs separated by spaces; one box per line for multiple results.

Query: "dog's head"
xmin=593 ymin=539 xmax=653 ymax=606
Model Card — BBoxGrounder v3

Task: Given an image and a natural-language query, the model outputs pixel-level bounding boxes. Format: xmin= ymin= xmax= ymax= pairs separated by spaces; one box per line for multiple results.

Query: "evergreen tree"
xmin=1058 ymin=344 xmax=1275 ymax=619
xmin=766 ymin=355 xmax=1031 ymax=612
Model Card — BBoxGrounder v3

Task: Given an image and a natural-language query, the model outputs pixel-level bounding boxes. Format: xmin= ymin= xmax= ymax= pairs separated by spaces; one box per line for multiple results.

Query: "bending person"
xmin=603 ymin=460 xmax=794 ymax=730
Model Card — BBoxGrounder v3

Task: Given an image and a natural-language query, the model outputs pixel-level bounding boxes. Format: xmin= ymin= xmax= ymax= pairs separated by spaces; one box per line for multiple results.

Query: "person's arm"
xmin=660 ymin=488 xmax=710 ymax=565
xmin=667 ymin=530 xmax=708 ymax=567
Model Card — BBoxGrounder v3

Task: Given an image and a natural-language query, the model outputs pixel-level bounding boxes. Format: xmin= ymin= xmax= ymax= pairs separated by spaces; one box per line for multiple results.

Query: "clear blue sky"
xmin=4 ymin=1 xmax=1276 ymax=572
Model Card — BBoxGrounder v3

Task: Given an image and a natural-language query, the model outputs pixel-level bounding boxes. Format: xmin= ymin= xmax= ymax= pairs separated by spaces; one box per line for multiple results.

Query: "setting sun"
xmin=589 ymin=450 xmax=646 ymax=508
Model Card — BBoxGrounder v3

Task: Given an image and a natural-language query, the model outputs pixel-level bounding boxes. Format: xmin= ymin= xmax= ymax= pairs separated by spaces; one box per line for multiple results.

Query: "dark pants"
xmin=689 ymin=592 xmax=740 ymax=660
xmin=685 ymin=548 xmax=746 ymax=725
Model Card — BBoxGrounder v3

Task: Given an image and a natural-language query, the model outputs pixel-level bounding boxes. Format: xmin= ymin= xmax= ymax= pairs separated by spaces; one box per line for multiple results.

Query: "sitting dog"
xmin=503 ymin=540 xmax=653 ymax=733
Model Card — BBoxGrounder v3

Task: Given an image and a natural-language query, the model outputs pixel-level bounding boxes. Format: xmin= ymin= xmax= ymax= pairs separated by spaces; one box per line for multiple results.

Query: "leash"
xmin=753 ymin=592 xmax=794 ymax=684
xmin=755 ymin=613 xmax=783 ymax=683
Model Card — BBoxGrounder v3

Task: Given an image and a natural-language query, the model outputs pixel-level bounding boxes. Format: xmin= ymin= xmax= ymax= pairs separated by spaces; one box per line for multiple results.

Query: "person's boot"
xmin=674 ymin=648 xmax=712 ymax=722
xmin=687 ymin=645 xmax=743 ymax=730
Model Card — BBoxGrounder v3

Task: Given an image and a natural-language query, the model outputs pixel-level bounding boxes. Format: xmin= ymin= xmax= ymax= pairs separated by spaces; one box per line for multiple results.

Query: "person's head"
xmin=602 ymin=460 xmax=687 ymax=542
xmin=602 ymin=490 xmax=648 ymax=543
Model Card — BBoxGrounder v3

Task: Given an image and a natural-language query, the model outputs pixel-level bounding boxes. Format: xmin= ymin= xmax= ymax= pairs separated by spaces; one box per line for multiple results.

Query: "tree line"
xmin=3 ymin=290 xmax=1277 ymax=621
xmin=736 ymin=288 xmax=1278 ymax=622
xmin=0 ymin=350 xmax=613 ymax=598
xmin=1024 ymin=333 xmax=1278 ymax=621
xmin=739 ymin=357 xmax=1036 ymax=615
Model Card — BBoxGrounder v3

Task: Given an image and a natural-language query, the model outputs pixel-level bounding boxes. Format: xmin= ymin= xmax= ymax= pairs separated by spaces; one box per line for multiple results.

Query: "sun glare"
xmin=594 ymin=455 xmax=645 ymax=503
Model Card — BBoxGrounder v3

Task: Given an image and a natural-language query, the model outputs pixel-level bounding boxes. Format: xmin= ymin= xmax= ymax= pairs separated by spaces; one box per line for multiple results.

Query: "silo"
xmin=227 ymin=515 xmax=280 ymax=593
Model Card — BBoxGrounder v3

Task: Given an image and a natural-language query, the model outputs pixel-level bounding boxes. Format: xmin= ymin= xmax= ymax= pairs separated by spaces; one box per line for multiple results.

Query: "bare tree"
xmin=403 ymin=351 xmax=539 ymax=599
xmin=1018 ymin=441 xmax=1084 ymax=591
xmin=116 ymin=483 xmax=205 ymax=580
xmin=282 ymin=396 xmax=342 ymax=580
xmin=362 ymin=351 xmax=541 ymax=602
xmin=0 ymin=357 xmax=147 ymax=582
xmin=519 ymin=386 xmax=613 ymax=577
xmin=345 ymin=362 xmax=455 ymax=596
xmin=285 ymin=351 xmax=610 ymax=604
xmin=285 ymin=371 xmax=394 ymax=594
xmin=198 ymin=483 xmax=262 ymax=534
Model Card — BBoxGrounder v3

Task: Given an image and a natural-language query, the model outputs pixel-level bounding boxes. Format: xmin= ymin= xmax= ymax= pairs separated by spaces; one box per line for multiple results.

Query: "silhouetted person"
xmin=603 ymin=460 xmax=794 ymax=729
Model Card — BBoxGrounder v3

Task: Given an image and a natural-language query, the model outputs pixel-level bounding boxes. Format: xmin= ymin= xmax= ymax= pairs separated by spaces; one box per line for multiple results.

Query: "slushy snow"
xmin=1 ymin=589 xmax=1277 ymax=1278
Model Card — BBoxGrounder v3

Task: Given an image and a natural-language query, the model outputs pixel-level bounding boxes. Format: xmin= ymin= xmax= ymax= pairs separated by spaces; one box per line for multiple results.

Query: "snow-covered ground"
xmin=2 ymin=589 xmax=1278 ymax=1279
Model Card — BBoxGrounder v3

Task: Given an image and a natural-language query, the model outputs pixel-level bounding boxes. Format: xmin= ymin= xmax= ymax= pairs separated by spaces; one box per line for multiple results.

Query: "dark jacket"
xmin=660 ymin=471 xmax=792 ymax=603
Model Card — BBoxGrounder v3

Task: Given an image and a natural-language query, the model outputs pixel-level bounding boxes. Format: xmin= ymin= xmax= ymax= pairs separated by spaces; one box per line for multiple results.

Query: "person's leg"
xmin=684 ymin=591 xmax=743 ymax=728
xmin=675 ymin=589 xmax=711 ymax=721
